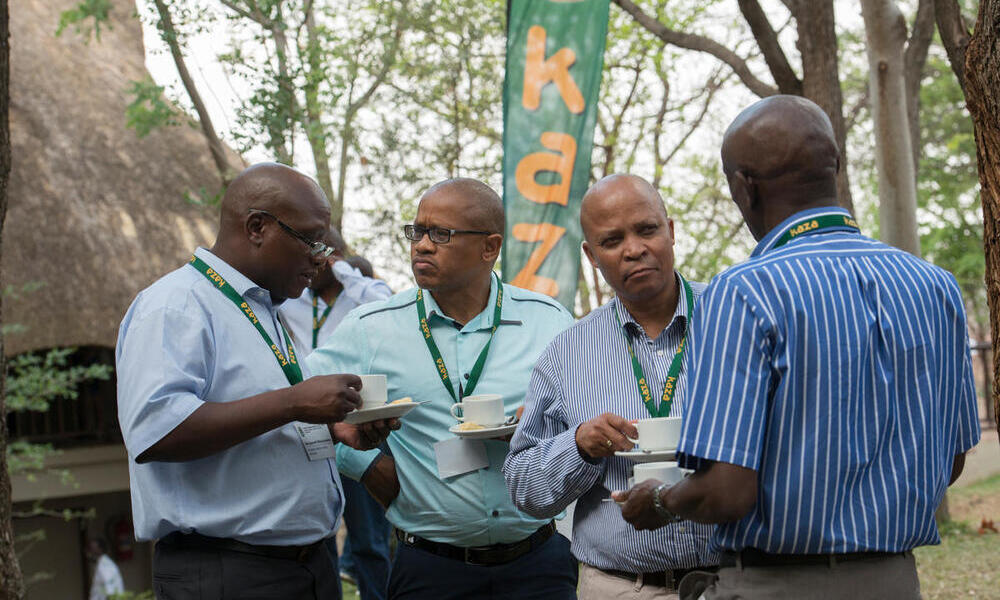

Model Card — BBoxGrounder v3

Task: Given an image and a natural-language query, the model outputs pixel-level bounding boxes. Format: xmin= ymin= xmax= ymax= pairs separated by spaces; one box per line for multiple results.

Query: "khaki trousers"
xmin=578 ymin=563 xmax=680 ymax=600
xmin=700 ymin=551 xmax=921 ymax=600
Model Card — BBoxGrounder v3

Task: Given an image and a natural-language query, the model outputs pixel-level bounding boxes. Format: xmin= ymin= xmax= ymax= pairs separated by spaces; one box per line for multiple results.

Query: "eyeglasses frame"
xmin=248 ymin=209 xmax=335 ymax=258
xmin=403 ymin=224 xmax=493 ymax=245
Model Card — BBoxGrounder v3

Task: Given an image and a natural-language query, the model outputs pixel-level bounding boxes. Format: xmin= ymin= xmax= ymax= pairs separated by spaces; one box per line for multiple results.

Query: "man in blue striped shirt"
xmin=616 ymin=96 xmax=981 ymax=600
xmin=504 ymin=175 xmax=718 ymax=600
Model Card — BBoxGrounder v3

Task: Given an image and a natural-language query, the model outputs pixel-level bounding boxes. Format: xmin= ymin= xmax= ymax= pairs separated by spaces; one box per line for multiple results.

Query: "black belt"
xmin=395 ymin=522 xmax=556 ymax=566
xmin=599 ymin=566 xmax=718 ymax=589
xmin=721 ymin=547 xmax=907 ymax=568
xmin=158 ymin=532 xmax=326 ymax=563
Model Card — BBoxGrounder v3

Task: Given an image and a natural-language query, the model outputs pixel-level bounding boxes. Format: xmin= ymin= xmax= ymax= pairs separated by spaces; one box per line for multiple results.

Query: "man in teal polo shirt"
xmin=306 ymin=178 xmax=577 ymax=599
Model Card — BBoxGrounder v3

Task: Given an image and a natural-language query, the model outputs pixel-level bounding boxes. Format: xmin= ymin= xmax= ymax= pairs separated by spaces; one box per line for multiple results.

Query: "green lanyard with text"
xmin=311 ymin=291 xmax=336 ymax=350
xmin=189 ymin=256 xmax=303 ymax=385
xmin=416 ymin=273 xmax=503 ymax=401
xmin=771 ymin=213 xmax=860 ymax=250
xmin=615 ymin=275 xmax=694 ymax=418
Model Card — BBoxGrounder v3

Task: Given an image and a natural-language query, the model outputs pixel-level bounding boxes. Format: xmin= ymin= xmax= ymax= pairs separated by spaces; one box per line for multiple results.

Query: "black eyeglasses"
xmin=249 ymin=209 xmax=335 ymax=258
xmin=403 ymin=224 xmax=492 ymax=244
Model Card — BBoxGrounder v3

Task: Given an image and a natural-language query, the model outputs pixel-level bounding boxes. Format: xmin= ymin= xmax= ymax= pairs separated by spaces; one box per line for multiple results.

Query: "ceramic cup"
xmin=359 ymin=374 xmax=388 ymax=409
xmin=632 ymin=461 xmax=685 ymax=485
xmin=450 ymin=394 xmax=505 ymax=427
xmin=628 ymin=416 xmax=682 ymax=452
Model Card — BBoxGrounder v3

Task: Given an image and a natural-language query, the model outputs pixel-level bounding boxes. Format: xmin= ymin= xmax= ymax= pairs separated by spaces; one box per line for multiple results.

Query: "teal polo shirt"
xmin=306 ymin=273 xmax=573 ymax=547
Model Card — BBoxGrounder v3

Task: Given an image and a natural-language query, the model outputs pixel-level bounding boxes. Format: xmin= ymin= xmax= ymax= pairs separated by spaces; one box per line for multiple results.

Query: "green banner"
xmin=501 ymin=0 xmax=610 ymax=310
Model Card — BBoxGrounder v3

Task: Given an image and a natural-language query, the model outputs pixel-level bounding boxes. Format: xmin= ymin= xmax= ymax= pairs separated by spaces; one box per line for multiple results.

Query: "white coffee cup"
xmin=450 ymin=394 xmax=505 ymax=427
xmin=628 ymin=416 xmax=682 ymax=452
xmin=633 ymin=461 xmax=685 ymax=485
xmin=359 ymin=374 xmax=388 ymax=409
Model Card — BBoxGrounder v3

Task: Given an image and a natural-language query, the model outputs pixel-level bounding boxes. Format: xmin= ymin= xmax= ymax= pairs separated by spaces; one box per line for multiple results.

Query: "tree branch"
xmin=737 ymin=0 xmax=802 ymax=94
xmin=153 ymin=0 xmax=236 ymax=183
xmin=612 ymin=0 xmax=778 ymax=98
xmin=905 ymin=0 xmax=936 ymax=170
xmin=934 ymin=0 xmax=971 ymax=93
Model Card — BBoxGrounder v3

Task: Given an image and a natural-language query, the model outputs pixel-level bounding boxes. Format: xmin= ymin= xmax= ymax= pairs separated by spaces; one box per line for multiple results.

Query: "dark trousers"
xmin=387 ymin=531 xmax=578 ymax=600
xmin=153 ymin=537 xmax=342 ymax=600
xmin=338 ymin=476 xmax=392 ymax=600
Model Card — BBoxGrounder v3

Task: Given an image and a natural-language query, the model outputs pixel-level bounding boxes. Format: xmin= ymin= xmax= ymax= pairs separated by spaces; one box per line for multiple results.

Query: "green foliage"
xmin=56 ymin=0 xmax=113 ymax=41
xmin=5 ymin=347 xmax=113 ymax=480
xmin=125 ymin=78 xmax=182 ymax=138
xmin=110 ymin=592 xmax=156 ymax=600
xmin=6 ymin=348 xmax=112 ymax=414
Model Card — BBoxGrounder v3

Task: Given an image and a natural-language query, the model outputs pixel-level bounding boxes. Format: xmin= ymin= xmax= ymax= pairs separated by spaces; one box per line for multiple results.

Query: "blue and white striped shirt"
xmin=678 ymin=206 xmax=981 ymax=554
xmin=504 ymin=275 xmax=719 ymax=573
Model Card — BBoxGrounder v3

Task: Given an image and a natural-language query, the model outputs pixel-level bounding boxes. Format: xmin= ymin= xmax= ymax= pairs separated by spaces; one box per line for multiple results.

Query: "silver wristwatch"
xmin=651 ymin=482 xmax=683 ymax=523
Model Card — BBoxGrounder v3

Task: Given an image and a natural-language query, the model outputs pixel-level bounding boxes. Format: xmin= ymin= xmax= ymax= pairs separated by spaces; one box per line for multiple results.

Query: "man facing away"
xmin=616 ymin=96 xmax=981 ymax=600
xmin=116 ymin=163 xmax=397 ymax=599
xmin=504 ymin=174 xmax=718 ymax=600
xmin=281 ymin=234 xmax=394 ymax=600
xmin=306 ymin=178 xmax=578 ymax=599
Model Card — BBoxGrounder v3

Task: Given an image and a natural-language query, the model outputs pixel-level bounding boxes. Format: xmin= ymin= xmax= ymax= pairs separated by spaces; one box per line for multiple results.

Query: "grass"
xmin=341 ymin=580 xmax=360 ymax=598
xmin=913 ymin=474 xmax=1000 ymax=600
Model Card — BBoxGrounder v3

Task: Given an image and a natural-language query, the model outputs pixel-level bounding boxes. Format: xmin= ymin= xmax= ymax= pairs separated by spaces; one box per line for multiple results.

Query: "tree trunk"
xmin=964 ymin=0 xmax=1000 ymax=437
xmin=152 ymin=0 xmax=234 ymax=184
xmin=303 ymin=9 xmax=336 ymax=210
xmin=860 ymin=0 xmax=921 ymax=256
xmin=0 ymin=0 xmax=25 ymax=595
xmin=793 ymin=0 xmax=856 ymax=215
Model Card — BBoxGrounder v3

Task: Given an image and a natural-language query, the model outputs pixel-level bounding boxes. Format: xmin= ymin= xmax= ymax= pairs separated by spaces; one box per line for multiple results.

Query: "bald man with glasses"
xmin=307 ymin=179 xmax=578 ymax=600
xmin=117 ymin=163 xmax=398 ymax=599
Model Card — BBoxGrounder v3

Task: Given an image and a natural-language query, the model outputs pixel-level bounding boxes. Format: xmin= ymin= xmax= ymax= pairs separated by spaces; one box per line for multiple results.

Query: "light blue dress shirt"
xmin=504 ymin=277 xmax=718 ymax=573
xmin=679 ymin=207 xmax=982 ymax=554
xmin=306 ymin=275 xmax=574 ymax=547
xmin=116 ymin=247 xmax=343 ymax=545
xmin=281 ymin=261 xmax=393 ymax=356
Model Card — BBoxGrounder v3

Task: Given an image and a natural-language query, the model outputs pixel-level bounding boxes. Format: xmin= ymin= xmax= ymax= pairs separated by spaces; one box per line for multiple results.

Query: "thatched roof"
xmin=5 ymin=0 xmax=240 ymax=356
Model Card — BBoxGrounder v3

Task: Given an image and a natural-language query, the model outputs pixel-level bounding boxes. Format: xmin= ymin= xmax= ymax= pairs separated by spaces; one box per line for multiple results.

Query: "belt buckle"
xmin=463 ymin=547 xmax=484 ymax=566
xmin=296 ymin=545 xmax=312 ymax=562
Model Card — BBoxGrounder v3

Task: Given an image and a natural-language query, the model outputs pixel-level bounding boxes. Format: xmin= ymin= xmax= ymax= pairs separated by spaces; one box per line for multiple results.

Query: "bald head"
xmin=721 ymin=95 xmax=839 ymax=190
xmin=721 ymin=96 xmax=841 ymax=240
xmin=422 ymin=178 xmax=505 ymax=234
xmin=581 ymin=174 xmax=667 ymax=243
xmin=219 ymin=162 xmax=329 ymax=237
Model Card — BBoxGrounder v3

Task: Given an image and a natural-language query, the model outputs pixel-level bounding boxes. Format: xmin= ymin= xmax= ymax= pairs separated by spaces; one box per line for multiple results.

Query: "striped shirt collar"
xmin=611 ymin=271 xmax=691 ymax=340
xmin=752 ymin=205 xmax=857 ymax=257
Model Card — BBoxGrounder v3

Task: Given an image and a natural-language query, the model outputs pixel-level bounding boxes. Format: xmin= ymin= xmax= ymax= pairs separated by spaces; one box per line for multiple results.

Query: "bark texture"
xmin=964 ymin=0 xmax=1000 ymax=435
xmin=790 ymin=0 xmax=856 ymax=214
xmin=0 ymin=0 xmax=24 ymax=594
xmin=861 ymin=0 xmax=921 ymax=255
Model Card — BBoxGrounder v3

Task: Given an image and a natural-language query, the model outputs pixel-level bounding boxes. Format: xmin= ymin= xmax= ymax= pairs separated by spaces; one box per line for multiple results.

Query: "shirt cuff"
xmin=336 ymin=444 xmax=381 ymax=481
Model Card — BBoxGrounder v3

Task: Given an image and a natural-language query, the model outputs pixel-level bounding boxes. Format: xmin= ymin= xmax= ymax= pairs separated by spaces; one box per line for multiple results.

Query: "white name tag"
xmin=433 ymin=438 xmax=489 ymax=479
xmin=293 ymin=423 xmax=337 ymax=461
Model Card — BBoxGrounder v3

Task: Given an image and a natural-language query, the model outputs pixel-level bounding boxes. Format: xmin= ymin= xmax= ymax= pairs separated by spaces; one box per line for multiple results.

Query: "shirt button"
xmin=464 ymin=373 xmax=470 ymax=379
xmin=657 ymin=350 xmax=665 ymax=356
xmin=492 ymin=510 xmax=499 ymax=517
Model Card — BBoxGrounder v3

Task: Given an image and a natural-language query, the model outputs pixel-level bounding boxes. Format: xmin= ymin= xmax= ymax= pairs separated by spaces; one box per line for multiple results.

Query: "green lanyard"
xmin=189 ymin=256 xmax=303 ymax=385
xmin=614 ymin=275 xmax=695 ymax=418
xmin=771 ymin=213 xmax=860 ymax=250
xmin=416 ymin=273 xmax=503 ymax=401
xmin=311 ymin=291 xmax=336 ymax=350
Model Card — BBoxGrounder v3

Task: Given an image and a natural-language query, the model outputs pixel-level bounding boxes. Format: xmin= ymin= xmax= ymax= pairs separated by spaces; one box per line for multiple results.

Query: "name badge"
xmin=293 ymin=423 xmax=336 ymax=461
xmin=433 ymin=438 xmax=489 ymax=479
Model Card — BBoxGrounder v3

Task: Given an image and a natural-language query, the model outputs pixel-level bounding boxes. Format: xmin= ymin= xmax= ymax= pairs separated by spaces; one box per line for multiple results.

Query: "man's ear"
xmin=482 ymin=233 xmax=503 ymax=262
xmin=246 ymin=213 xmax=267 ymax=247
xmin=728 ymin=170 xmax=756 ymax=214
xmin=582 ymin=240 xmax=597 ymax=269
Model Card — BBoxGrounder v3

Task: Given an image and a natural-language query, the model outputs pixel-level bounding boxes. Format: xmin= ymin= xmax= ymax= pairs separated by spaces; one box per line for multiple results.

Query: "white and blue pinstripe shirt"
xmin=503 ymin=275 xmax=719 ymax=572
xmin=678 ymin=206 xmax=982 ymax=555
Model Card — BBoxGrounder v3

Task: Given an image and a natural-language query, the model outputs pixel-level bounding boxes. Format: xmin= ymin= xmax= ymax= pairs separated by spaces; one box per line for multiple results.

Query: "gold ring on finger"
xmin=605 ymin=439 xmax=613 ymax=448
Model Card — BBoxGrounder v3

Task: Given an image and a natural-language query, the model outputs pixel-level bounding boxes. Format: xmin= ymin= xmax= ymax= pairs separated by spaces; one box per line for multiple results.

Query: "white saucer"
xmin=615 ymin=449 xmax=677 ymax=463
xmin=343 ymin=401 xmax=421 ymax=425
xmin=448 ymin=423 xmax=518 ymax=439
